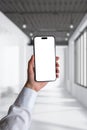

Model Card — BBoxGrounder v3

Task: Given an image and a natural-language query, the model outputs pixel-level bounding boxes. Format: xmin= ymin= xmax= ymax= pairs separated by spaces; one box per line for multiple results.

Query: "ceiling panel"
xmin=0 ymin=0 xmax=87 ymax=44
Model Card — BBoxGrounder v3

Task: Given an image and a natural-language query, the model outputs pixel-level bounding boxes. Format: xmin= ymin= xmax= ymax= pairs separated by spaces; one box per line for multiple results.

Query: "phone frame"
xmin=33 ymin=35 xmax=56 ymax=82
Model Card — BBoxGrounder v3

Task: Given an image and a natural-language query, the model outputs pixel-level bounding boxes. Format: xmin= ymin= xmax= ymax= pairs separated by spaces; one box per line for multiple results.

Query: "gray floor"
xmin=0 ymin=85 xmax=87 ymax=130
xmin=30 ymin=85 xmax=87 ymax=130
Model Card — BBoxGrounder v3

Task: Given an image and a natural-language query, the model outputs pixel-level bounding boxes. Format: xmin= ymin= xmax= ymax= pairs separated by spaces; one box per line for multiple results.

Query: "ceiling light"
xmin=70 ymin=24 xmax=74 ymax=29
xmin=22 ymin=24 xmax=27 ymax=29
xmin=70 ymin=14 xmax=74 ymax=29
xmin=65 ymin=38 xmax=68 ymax=41
xmin=66 ymin=33 xmax=70 ymax=37
xmin=29 ymin=33 xmax=33 ymax=37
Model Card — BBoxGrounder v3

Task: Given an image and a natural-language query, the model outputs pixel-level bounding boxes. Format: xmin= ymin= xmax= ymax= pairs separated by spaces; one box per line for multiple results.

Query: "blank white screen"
xmin=34 ymin=36 xmax=56 ymax=81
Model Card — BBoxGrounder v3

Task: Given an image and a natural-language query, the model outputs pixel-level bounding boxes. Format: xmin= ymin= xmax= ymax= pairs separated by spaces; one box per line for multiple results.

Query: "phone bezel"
xmin=33 ymin=35 xmax=56 ymax=82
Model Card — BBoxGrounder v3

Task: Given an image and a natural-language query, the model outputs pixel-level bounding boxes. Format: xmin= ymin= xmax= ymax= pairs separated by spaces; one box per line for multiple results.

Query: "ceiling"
xmin=0 ymin=0 xmax=87 ymax=45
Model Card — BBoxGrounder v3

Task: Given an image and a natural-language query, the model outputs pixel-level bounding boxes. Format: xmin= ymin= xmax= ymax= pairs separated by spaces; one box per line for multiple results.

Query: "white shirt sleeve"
xmin=0 ymin=87 xmax=38 ymax=130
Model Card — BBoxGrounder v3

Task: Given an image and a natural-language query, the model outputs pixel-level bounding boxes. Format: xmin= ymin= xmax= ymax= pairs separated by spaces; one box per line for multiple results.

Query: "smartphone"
xmin=34 ymin=36 xmax=56 ymax=81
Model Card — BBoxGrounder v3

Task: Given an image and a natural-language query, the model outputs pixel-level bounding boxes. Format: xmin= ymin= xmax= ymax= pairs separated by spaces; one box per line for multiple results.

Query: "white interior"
xmin=0 ymin=12 xmax=29 ymax=93
xmin=0 ymin=11 xmax=87 ymax=130
xmin=65 ymin=14 xmax=87 ymax=107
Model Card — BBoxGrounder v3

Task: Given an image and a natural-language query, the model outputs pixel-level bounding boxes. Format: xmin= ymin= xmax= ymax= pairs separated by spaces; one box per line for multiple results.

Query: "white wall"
xmin=0 ymin=12 xmax=29 ymax=93
xmin=26 ymin=45 xmax=66 ymax=88
xmin=0 ymin=46 xmax=19 ymax=86
xmin=65 ymin=14 xmax=87 ymax=107
xmin=0 ymin=11 xmax=66 ymax=94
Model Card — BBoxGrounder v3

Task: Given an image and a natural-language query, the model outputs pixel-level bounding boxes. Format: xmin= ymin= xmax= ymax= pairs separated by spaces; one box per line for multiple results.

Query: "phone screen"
xmin=34 ymin=36 xmax=56 ymax=81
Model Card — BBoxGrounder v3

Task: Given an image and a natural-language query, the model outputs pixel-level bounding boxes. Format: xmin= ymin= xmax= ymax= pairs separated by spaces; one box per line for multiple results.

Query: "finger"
xmin=31 ymin=55 xmax=35 ymax=67
xmin=28 ymin=55 xmax=35 ymax=73
xmin=30 ymin=55 xmax=34 ymax=63
xmin=29 ymin=55 xmax=34 ymax=66
xmin=56 ymin=74 xmax=59 ymax=78
xmin=56 ymin=62 xmax=59 ymax=67
xmin=56 ymin=56 xmax=59 ymax=61
xmin=56 ymin=68 xmax=59 ymax=73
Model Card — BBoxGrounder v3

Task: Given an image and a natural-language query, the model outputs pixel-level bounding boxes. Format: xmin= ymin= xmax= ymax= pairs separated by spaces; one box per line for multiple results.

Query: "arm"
xmin=0 ymin=87 xmax=37 ymax=130
xmin=0 ymin=55 xmax=59 ymax=130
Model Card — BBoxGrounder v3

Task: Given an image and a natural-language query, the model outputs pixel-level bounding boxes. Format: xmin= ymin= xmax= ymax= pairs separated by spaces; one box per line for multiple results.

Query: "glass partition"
xmin=75 ymin=29 xmax=87 ymax=87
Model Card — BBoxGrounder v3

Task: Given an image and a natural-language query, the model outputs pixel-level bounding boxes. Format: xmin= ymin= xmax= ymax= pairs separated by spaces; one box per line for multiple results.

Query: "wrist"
xmin=24 ymin=81 xmax=38 ymax=92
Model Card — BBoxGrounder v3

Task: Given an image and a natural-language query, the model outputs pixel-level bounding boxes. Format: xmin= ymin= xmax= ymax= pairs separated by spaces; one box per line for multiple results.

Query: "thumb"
xmin=28 ymin=55 xmax=35 ymax=73
xmin=31 ymin=55 xmax=34 ymax=68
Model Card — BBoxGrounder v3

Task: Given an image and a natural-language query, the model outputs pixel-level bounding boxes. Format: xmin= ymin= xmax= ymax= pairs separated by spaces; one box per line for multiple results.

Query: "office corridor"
xmin=0 ymin=1 xmax=87 ymax=129
xmin=30 ymin=85 xmax=87 ymax=130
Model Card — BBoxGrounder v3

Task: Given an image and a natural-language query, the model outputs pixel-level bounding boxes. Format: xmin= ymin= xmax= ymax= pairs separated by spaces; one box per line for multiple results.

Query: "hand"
xmin=24 ymin=55 xmax=59 ymax=92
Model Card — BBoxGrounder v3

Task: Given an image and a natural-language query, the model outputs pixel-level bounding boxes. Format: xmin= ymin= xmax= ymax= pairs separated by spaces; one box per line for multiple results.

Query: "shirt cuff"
xmin=14 ymin=87 xmax=38 ymax=112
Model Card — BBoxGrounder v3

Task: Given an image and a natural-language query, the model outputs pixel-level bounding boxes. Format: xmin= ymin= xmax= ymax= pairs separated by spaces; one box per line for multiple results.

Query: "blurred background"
xmin=0 ymin=0 xmax=87 ymax=130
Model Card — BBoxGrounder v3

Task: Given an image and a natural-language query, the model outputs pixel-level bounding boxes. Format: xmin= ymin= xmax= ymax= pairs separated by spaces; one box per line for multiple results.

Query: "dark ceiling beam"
xmin=28 ymin=40 xmax=68 ymax=46
xmin=4 ymin=11 xmax=86 ymax=15
xmin=56 ymin=41 xmax=68 ymax=46
xmin=29 ymin=29 xmax=72 ymax=32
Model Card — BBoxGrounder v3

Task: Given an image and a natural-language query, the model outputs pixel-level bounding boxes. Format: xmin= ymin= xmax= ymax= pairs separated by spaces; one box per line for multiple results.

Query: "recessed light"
xmin=65 ymin=38 xmax=68 ymax=41
xmin=66 ymin=33 xmax=70 ymax=37
xmin=22 ymin=24 xmax=27 ymax=29
xmin=30 ymin=33 xmax=33 ymax=37
xmin=70 ymin=24 xmax=74 ymax=29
